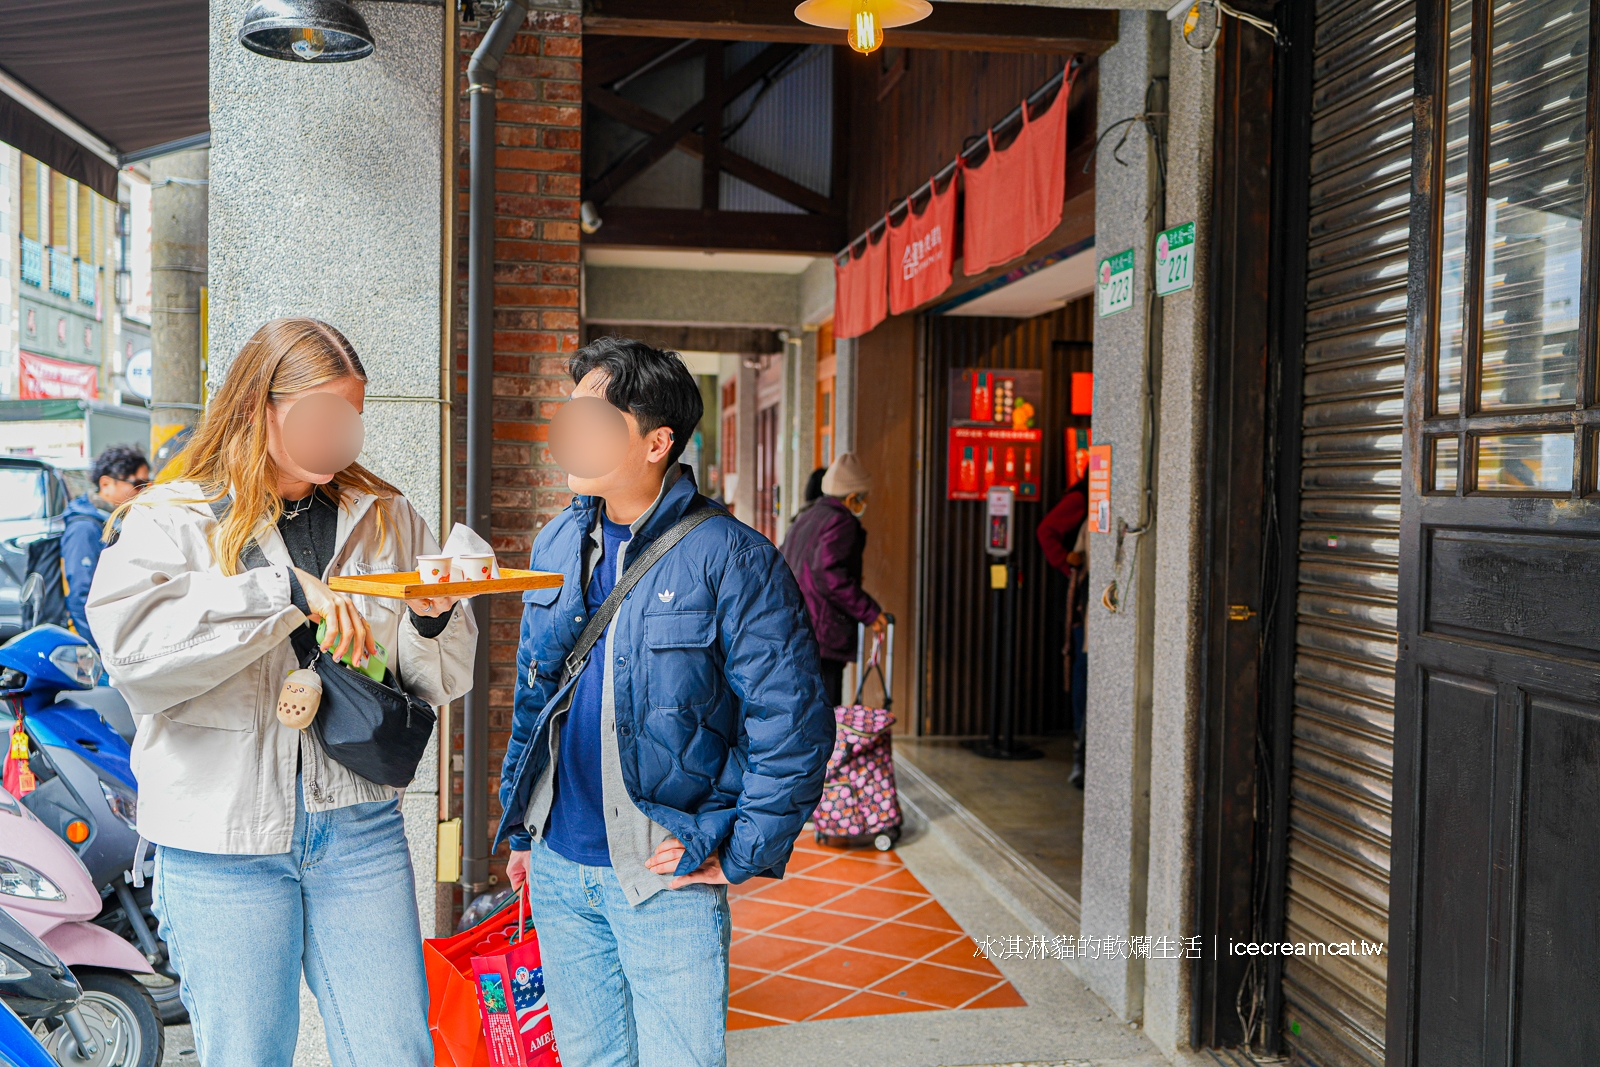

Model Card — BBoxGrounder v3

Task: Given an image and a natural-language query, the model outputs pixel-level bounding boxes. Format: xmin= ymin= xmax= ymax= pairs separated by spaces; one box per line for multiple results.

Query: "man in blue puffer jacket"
xmin=498 ymin=337 xmax=833 ymax=1066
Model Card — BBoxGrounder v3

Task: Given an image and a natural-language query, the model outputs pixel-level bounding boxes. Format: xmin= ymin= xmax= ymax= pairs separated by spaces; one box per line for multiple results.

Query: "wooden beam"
xmin=583 ymin=207 xmax=846 ymax=253
xmin=586 ymin=86 xmax=837 ymax=214
xmin=585 ymin=42 xmax=805 ymax=205
xmin=584 ymin=0 xmax=1119 ymax=55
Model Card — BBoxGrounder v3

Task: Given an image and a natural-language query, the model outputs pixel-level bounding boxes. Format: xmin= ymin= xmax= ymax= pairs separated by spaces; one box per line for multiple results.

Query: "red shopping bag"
xmin=424 ymin=889 xmax=560 ymax=1067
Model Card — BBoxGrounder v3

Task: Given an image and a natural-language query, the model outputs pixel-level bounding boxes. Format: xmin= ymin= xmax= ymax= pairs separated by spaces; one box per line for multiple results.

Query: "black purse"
xmin=212 ymin=499 xmax=437 ymax=787
xmin=286 ymin=623 xmax=436 ymax=788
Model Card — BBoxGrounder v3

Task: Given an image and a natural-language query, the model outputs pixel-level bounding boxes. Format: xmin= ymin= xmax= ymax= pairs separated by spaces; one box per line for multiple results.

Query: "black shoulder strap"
xmin=562 ymin=499 xmax=722 ymax=683
xmin=212 ymin=498 xmax=319 ymax=663
xmin=208 ymin=498 xmax=272 ymax=571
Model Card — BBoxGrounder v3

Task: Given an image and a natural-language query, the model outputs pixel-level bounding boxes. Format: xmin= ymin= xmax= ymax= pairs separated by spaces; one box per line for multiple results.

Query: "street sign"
xmin=1097 ymin=249 xmax=1135 ymax=318
xmin=1155 ymin=221 xmax=1195 ymax=297
xmin=124 ymin=349 xmax=152 ymax=400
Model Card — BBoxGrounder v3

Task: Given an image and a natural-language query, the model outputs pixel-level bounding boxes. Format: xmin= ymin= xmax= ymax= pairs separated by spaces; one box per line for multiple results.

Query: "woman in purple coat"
xmin=780 ymin=452 xmax=889 ymax=707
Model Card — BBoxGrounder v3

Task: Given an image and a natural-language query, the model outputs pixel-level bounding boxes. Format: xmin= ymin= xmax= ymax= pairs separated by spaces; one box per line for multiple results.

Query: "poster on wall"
xmin=947 ymin=368 xmax=1044 ymax=501
xmin=1087 ymin=445 xmax=1112 ymax=533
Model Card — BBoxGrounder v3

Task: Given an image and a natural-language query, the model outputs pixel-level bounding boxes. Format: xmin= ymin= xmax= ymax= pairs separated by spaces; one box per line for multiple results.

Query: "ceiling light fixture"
xmin=794 ymin=0 xmax=933 ymax=55
xmin=239 ymin=0 xmax=376 ymax=62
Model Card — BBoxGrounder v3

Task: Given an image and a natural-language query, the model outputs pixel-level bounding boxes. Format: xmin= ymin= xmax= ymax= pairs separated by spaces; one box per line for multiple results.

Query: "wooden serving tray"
xmin=329 ymin=568 xmax=563 ymax=600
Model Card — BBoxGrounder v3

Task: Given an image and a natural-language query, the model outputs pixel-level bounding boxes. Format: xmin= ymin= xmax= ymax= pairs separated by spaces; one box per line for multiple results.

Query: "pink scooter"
xmin=0 ymin=786 xmax=162 ymax=1066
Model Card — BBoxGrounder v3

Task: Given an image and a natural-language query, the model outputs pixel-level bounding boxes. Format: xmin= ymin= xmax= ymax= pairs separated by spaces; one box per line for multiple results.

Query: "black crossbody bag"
xmin=560 ymin=497 xmax=722 ymax=685
xmin=213 ymin=500 xmax=437 ymax=788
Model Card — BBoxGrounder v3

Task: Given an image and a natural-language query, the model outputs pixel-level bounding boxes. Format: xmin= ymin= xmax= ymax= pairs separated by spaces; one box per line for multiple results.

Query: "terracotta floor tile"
xmin=729 ymin=934 xmax=827 ymax=972
xmin=729 ymin=966 xmax=770 ymax=993
xmin=868 ymin=961 xmax=1007 ymax=1009
xmin=729 ymin=973 xmax=855 ymax=1022
xmin=822 ymin=887 xmax=927 ymax=921
xmin=896 ymin=899 xmax=966 ymax=932
xmin=810 ymin=990 xmax=939 ymax=1020
xmin=805 ymin=854 xmax=903 ymax=884
xmin=783 ymin=848 xmax=840 ymax=873
xmin=730 ymin=898 xmax=807 ymax=933
xmin=843 ymin=922 xmax=964 ymax=960
xmin=726 ymin=1009 xmax=782 ymax=1031
xmin=783 ymin=946 xmax=910 ymax=989
xmin=964 ymin=982 xmax=1028 ymax=1009
xmin=764 ymin=908 xmax=879 ymax=944
xmin=863 ymin=867 xmax=929 ymax=893
xmin=748 ymin=875 xmax=853 ymax=908
xmin=924 ymin=938 xmax=1004 ymax=975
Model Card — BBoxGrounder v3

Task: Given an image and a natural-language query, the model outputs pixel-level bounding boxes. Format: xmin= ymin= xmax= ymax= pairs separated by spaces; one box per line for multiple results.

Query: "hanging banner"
xmin=1087 ymin=444 xmax=1112 ymax=533
xmin=962 ymin=75 xmax=1070 ymax=276
xmin=888 ymin=172 xmax=958 ymax=314
xmin=834 ymin=226 xmax=890 ymax=339
xmin=1155 ymin=221 xmax=1195 ymax=296
xmin=19 ymin=350 xmax=98 ymax=400
xmin=946 ymin=368 xmax=1044 ymax=501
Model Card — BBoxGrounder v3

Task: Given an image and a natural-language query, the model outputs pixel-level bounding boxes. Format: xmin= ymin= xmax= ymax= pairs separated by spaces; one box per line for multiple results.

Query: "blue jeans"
xmin=152 ymin=782 xmax=431 ymax=1067
xmin=523 ymin=838 xmax=731 ymax=1067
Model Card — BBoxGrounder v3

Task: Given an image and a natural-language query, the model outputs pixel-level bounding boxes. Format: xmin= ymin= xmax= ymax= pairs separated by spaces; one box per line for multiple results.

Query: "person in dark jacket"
xmin=1038 ymin=475 xmax=1089 ymax=787
xmin=62 ymin=444 xmax=148 ymax=647
xmin=780 ymin=452 xmax=888 ymax=708
xmin=499 ymin=337 xmax=832 ymax=1067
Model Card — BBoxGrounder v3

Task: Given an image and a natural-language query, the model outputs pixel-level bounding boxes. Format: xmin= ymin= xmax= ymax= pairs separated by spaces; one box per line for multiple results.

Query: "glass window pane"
xmin=1479 ymin=0 xmax=1588 ymax=411
xmin=1431 ymin=436 xmax=1460 ymax=492
xmin=1436 ymin=0 xmax=1473 ymax=415
xmin=1475 ymin=431 xmax=1575 ymax=491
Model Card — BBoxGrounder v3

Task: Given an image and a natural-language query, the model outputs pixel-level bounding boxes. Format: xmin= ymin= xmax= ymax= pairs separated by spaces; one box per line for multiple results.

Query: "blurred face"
xmin=268 ymin=376 xmax=366 ymax=488
xmin=553 ymin=369 xmax=673 ymax=497
xmin=98 ymin=465 xmax=150 ymax=507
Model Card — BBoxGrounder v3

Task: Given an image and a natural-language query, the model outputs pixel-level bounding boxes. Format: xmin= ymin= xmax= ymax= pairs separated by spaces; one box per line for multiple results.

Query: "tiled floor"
xmin=897 ymin=736 xmax=1082 ymax=901
xmin=726 ymin=834 xmax=1026 ymax=1029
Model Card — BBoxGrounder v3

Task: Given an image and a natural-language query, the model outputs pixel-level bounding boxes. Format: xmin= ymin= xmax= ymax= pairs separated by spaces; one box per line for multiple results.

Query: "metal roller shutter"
xmin=1282 ymin=0 xmax=1414 ymax=1063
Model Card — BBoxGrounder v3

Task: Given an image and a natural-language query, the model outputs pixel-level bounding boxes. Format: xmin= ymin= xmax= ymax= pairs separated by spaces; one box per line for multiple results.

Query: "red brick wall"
xmin=449 ymin=7 xmax=581 ymax=915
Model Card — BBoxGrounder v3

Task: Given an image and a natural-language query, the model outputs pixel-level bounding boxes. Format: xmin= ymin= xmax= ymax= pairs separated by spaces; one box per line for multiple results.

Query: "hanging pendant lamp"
xmin=794 ymin=0 xmax=932 ymax=55
xmin=239 ymin=0 xmax=376 ymax=62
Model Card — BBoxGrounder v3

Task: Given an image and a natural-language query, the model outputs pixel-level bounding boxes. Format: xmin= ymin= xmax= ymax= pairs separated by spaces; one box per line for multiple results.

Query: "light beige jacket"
xmin=86 ymin=481 xmax=477 ymax=855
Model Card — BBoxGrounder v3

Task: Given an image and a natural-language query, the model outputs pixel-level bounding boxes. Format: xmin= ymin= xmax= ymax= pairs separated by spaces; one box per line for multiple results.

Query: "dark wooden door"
xmin=1389 ymin=0 xmax=1600 ymax=1062
xmin=755 ymin=401 xmax=778 ymax=543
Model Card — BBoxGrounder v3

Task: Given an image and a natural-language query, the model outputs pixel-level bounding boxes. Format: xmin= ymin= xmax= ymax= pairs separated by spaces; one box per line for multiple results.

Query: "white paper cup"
xmin=416 ymin=555 xmax=452 ymax=585
xmin=454 ymin=553 xmax=495 ymax=582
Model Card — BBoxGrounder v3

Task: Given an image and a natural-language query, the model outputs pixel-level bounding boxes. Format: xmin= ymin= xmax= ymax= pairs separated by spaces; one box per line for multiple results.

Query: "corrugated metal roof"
xmin=721 ymin=44 xmax=832 ymax=212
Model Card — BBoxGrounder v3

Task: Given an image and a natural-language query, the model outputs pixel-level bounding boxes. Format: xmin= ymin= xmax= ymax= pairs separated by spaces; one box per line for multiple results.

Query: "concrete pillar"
xmin=1079 ymin=8 xmax=1169 ymax=1024
xmin=1143 ymin=21 xmax=1216 ymax=1058
xmin=833 ymin=336 xmax=857 ymax=457
xmin=148 ymin=149 xmax=207 ymax=465
xmin=208 ymin=0 xmax=449 ymax=942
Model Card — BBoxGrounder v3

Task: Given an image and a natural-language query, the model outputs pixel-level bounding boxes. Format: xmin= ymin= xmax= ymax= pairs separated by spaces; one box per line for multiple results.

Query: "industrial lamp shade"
xmin=794 ymin=0 xmax=932 ymax=54
xmin=239 ymin=0 xmax=375 ymax=62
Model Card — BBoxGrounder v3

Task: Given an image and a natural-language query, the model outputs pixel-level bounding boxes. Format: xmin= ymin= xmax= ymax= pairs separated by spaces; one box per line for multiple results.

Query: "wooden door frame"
xmin=1189 ymin=7 xmax=1282 ymax=1049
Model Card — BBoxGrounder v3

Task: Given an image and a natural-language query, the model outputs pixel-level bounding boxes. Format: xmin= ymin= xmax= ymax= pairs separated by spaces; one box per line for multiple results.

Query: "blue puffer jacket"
xmin=496 ymin=468 xmax=834 ymax=883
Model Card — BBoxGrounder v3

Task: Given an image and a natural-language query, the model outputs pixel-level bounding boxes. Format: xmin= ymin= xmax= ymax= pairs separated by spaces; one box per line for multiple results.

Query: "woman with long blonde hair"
xmin=88 ymin=318 xmax=477 ymax=1067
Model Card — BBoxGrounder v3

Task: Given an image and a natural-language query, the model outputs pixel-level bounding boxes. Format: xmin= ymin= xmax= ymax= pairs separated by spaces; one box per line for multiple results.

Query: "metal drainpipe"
xmin=463 ymin=0 xmax=528 ymax=895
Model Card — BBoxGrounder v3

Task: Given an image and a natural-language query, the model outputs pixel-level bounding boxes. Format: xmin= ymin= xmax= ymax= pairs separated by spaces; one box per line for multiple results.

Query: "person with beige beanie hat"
xmin=781 ymin=452 xmax=889 ymax=707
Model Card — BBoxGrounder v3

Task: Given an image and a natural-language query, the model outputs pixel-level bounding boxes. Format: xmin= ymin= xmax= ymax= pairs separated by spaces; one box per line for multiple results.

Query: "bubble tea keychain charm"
xmin=277 ymin=668 xmax=322 ymax=729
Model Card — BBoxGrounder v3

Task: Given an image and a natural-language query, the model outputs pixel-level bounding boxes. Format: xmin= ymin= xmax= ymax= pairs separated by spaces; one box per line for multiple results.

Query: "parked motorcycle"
xmin=0 ymin=627 xmax=182 ymax=1024
xmin=0 ymin=795 xmax=162 ymax=1067
xmin=1 ymin=996 xmax=58 ymax=1067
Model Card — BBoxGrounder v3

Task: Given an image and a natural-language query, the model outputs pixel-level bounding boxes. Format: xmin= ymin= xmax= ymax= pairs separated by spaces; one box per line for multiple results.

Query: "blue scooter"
xmin=0 ymin=627 xmax=183 ymax=1024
